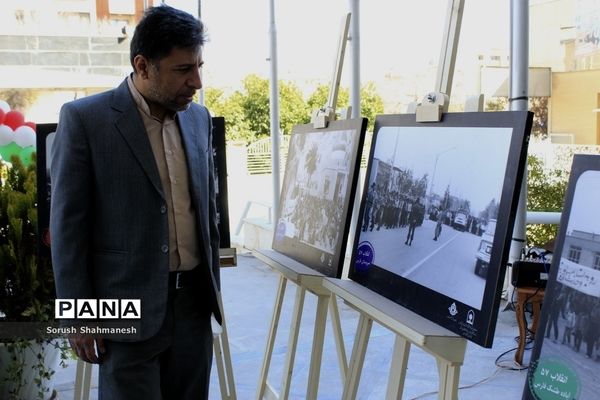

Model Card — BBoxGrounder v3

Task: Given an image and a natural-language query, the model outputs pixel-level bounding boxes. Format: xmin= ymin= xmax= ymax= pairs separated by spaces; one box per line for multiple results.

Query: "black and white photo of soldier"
xmin=275 ymin=129 xmax=355 ymax=255
xmin=357 ymin=126 xmax=513 ymax=309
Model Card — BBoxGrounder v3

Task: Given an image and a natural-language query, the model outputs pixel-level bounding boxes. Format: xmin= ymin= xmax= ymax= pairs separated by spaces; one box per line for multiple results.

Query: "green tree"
xmin=485 ymin=97 xmax=508 ymax=112
xmin=239 ymin=74 xmax=271 ymax=138
xmin=204 ymin=88 xmax=252 ymax=143
xmin=485 ymin=96 xmax=548 ymax=138
xmin=360 ymin=82 xmax=385 ymax=132
xmin=306 ymin=84 xmax=350 ymax=112
xmin=279 ymin=81 xmax=309 ymax=134
xmin=526 ymin=154 xmax=569 ymax=247
xmin=235 ymin=74 xmax=309 ymax=140
xmin=0 ymin=89 xmax=37 ymax=112
xmin=306 ymin=82 xmax=384 ymax=132
xmin=529 ymin=97 xmax=548 ymax=138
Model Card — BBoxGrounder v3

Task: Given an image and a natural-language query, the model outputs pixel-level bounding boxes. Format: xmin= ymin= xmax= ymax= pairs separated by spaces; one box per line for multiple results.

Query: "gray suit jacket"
xmin=50 ymin=79 xmax=222 ymax=341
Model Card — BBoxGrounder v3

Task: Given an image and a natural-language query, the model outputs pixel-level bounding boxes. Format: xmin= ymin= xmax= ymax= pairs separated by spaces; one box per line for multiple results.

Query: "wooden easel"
xmin=323 ymin=278 xmax=467 ymax=400
xmin=254 ymin=250 xmax=348 ymax=400
xmin=255 ymin=14 xmax=353 ymax=400
xmin=324 ymin=2 xmax=469 ymax=399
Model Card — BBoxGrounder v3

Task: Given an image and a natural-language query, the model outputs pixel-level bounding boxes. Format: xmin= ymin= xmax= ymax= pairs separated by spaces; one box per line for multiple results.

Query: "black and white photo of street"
xmin=357 ymin=125 xmax=513 ymax=309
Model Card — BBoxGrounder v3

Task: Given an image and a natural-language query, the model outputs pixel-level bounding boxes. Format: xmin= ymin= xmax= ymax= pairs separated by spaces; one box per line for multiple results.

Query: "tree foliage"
xmin=0 ymin=154 xmax=55 ymax=322
xmin=485 ymin=96 xmax=548 ymax=138
xmin=0 ymin=89 xmax=37 ymax=111
xmin=204 ymin=88 xmax=252 ymax=143
xmin=306 ymin=82 xmax=384 ymax=132
xmin=526 ymin=154 xmax=569 ymax=247
xmin=205 ymin=75 xmax=385 ymax=144
xmin=359 ymin=82 xmax=385 ymax=132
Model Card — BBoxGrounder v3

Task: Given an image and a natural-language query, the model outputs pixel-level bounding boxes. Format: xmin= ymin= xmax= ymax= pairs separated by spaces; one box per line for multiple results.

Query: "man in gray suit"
xmin=50 ymin=5 xmax=221 ymax=399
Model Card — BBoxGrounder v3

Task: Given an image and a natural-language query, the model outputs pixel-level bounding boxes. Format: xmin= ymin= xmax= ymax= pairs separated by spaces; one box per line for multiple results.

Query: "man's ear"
xmin=133 ymin=55 xmax=150 ymax=79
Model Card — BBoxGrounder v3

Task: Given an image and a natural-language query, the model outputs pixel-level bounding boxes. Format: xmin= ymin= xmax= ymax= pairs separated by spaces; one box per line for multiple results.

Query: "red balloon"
xmin=24 ymin=121 xmax=36 ymax=132
xmin=4 ymin=111 xmax=24 ymax=131
xmin=0 ymin=108 xmax=4 ymax=125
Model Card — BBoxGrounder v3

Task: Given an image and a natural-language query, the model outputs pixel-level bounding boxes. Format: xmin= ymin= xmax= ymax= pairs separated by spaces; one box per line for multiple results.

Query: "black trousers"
xmin=99 ymin=281 xmax=214 ymax=399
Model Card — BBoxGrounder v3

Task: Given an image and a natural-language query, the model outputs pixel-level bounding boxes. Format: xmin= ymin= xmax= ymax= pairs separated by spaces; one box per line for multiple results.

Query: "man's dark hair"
xmin=130 ymin=5 xmax=205 ymax=68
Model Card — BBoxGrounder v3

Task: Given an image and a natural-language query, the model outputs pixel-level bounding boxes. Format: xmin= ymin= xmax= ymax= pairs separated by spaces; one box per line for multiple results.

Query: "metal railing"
xmin=246 ymin=135 xmax=290 ymax=175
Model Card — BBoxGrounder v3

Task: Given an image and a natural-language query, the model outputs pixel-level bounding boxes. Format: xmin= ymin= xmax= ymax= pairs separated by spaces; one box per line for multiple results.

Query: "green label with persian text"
xmin=529 ymin=357 xmax=579 ymax=400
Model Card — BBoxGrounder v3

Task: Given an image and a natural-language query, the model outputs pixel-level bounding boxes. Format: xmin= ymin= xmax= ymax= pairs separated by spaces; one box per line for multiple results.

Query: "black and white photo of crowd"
xmin=354 ymin=125 xmax=513 ymax=309
xmin=535 ymin=168 xmax=600 ymax=399
xmin=274 ymin=128 xmax=357 ymax=256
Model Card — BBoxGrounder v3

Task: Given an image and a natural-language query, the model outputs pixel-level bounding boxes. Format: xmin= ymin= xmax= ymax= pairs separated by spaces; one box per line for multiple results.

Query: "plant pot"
xmin=0 ymin=340 xmax=61 ymax=400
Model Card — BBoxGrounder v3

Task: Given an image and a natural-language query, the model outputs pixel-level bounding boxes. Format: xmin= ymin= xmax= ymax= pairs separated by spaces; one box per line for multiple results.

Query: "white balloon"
xmin=14 ymin=126 xmax=36 ymax=148
xmin=0 ymin=124 xmax=13 ymax=145
xmin=0 ymin=100 xmax=10 ymax=113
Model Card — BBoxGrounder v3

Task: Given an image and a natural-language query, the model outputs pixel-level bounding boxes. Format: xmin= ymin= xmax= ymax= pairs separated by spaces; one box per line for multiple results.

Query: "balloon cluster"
xmin=0 ymin=99 xmax=36 ymax=165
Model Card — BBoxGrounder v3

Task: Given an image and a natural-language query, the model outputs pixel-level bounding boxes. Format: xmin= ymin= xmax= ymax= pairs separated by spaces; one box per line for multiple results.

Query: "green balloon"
xmin=19 ymin=146 xmax=36 ymax=166
xmin=0 ymin=143 xmax=21 ymax=163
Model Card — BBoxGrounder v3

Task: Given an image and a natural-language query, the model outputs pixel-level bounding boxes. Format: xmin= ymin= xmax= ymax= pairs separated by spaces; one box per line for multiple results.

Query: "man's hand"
xmin=69 ymin=334 xmax=106 ymax=364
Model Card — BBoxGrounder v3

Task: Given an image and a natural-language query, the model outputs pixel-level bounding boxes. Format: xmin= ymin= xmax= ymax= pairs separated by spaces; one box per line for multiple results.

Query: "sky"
xmin=374 ymin=125 xmax=513 ymax=215
xmin=567 ymin=170 xmax=600 ymax=235
xmin=163 ymin=0 xmax=511 ymax=95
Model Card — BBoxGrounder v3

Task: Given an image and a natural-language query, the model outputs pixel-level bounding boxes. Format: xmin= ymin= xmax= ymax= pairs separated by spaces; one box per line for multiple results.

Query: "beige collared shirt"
xmin=127 ymin=76 xmax=201 ymax=271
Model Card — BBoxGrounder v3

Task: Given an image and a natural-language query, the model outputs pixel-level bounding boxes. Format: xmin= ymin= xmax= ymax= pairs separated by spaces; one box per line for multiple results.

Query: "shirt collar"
xmin=127 ymin=74 xmax=175 ymax=123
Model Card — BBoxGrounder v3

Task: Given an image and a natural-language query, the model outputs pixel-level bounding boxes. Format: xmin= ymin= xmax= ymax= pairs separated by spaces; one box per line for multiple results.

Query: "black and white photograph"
xmin=524 ymin=155 xmax=600 ymax=400
xmin=358 ymin=125 xmax=511 ymax=309
xmin=272 ymin=119 xmax=367 ymax=277
xmin=350 ymin=112 xmax=532 ymax=347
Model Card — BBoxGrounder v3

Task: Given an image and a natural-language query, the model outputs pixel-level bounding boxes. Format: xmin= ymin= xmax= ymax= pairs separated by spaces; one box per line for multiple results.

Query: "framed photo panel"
xmin=211 ymin=117 xmax=231 ymax=249
xmin=36 ymin=123 xmax=57 ymax=262
xmin=272 ymin=118 xmax=367 ymax=277
xmin=523 ymin=154 xmax=600 ymax=400
xmin=36 ymin=118 xmax=233 ymax=257
xmin=349 ymin=111 xmax=532 ymax=347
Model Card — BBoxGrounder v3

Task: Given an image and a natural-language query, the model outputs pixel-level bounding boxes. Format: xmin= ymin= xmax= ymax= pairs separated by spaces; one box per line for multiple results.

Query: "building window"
xmin=568 ymin=246 xmax=581 ymax=263
xmin=594 ymin=253 xmax=600 ymax=270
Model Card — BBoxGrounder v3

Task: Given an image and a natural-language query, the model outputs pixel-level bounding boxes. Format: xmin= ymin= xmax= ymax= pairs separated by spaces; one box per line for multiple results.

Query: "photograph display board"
xmin=523 ymin=154 xmax=600 ymax=400
xmin=350 ymin=112 xmax=532 ymax=347
xmin=36 ymin=118 xmax=232 ymax=255
xmin=272 ymin=118 xmax=367 ymax=277
xmin=36 ymin=123 xmax=56 ymax=261
xmin=211 ymin=117 xmax=231 ymax=249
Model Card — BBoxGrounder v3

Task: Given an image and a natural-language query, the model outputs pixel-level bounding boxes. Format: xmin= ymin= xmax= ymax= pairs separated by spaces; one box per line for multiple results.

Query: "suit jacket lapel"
xmin=112 ymin=80 xmax=164 ymax=199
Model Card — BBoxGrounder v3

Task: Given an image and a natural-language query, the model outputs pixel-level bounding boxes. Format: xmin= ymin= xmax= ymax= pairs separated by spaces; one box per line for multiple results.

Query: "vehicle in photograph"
xmin=452 ymin=210 xmax=469 ymax=231
xmin=474 ymin=219 xmax=496 ymax=278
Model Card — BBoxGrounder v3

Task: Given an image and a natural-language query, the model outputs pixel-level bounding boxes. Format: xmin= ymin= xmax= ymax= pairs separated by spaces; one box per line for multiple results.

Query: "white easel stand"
xmin=73 ymin=290 xmax=237 ymax=400
xmin=323 ymin=278 xmax=467 ymax=400
xmin=253 ymin=249 xmax=348 ymax=400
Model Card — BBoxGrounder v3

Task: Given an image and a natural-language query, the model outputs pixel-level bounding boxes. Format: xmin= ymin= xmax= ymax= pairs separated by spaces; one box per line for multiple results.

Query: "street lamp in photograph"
xmin=427 ymin=146 xmax=456 ymax=212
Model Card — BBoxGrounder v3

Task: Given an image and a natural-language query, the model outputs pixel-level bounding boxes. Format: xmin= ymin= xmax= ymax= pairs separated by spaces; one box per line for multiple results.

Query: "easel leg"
xmin=279 ymin=285 xmax=307 ymax=400
xmin=256 ymin=275 xmax=288 ymax=400
xmin=436 ymin=359 xmax=461 ymax=400
xmin=214 ymin=301 xmax=237 ymax=400
xmin=342 ymin=314 xmax=373 ymax=400
xmin=305 ymin=293 xmax=330 ymax=400
xmin=329 ymin=294 xmax=348 ymax=382
xmin=214 ymin=334 xmax=227 ymax=397
xmin=385 ymin=336 xmax=411 ymax=400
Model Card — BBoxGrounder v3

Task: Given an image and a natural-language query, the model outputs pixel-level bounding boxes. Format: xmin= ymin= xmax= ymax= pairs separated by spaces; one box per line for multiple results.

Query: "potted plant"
xmin=0 ymin=154 xmax=70 ymax=400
